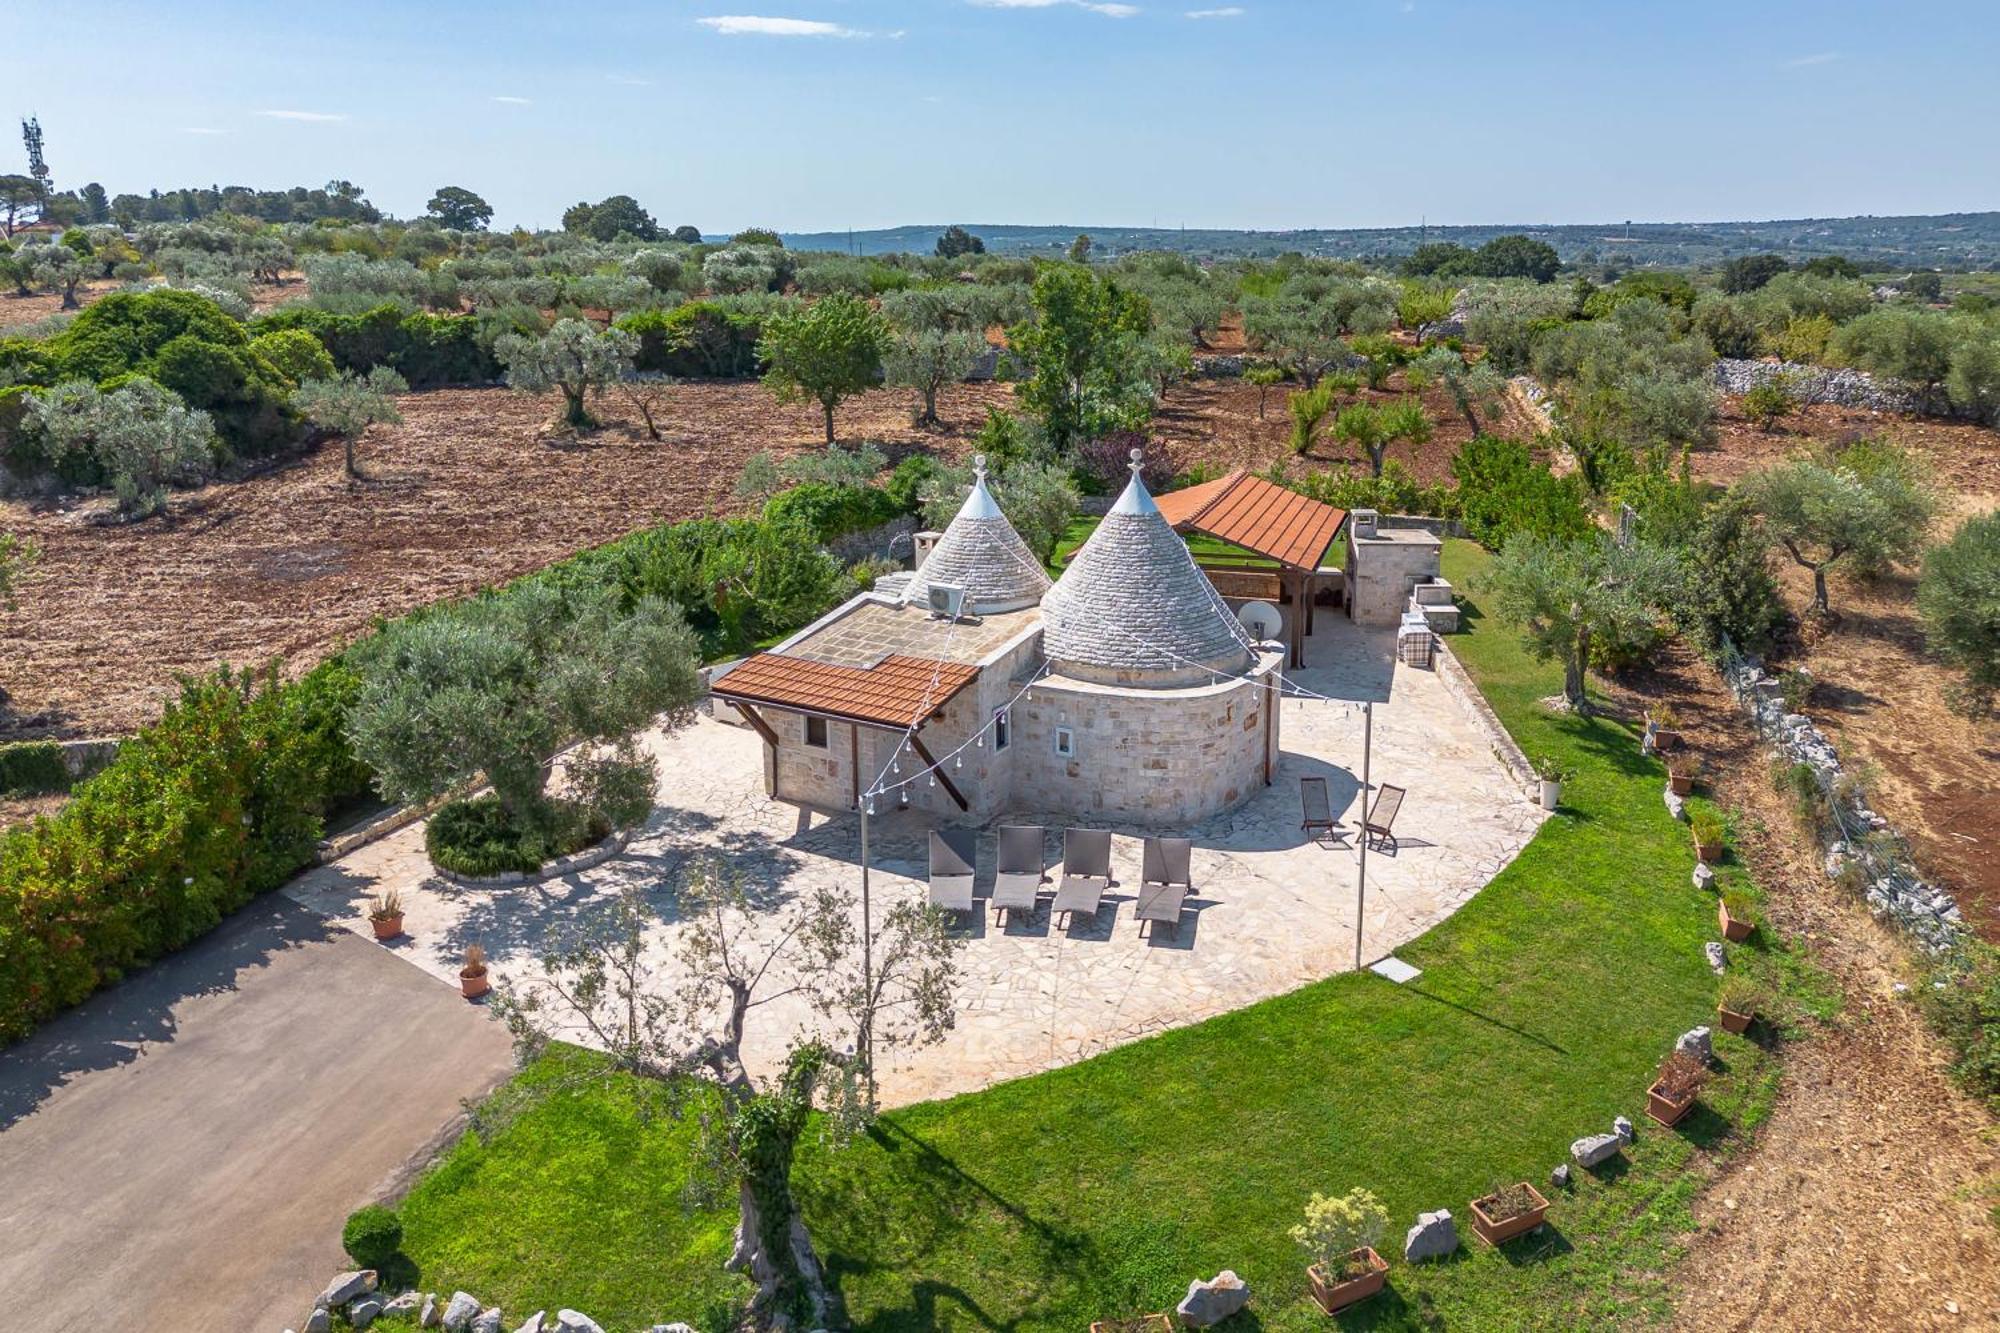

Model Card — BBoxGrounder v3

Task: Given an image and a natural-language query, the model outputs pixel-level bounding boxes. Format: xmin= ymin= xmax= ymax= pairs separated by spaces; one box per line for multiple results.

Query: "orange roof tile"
xmin=712 ymin=653 xmax=979 ymax=729
xmin=1155 ymin=470 xmax=1347 ymax=569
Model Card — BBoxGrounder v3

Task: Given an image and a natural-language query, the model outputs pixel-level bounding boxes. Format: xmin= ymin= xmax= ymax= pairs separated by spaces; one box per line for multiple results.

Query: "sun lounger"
xmin=1050 ymin=828 xmax=1114 ymax=926
xmin=1135 ymin=836 xmax=1193 ymax=939
xmin=927 ymin=828 xmax=977 ymax=916
xmin=1364 ymin=783 xmax=1406 ymax=853
xmin=990 ymin=824 xmax=1047 ymax=922
xmin=1300 ymin=776 xmax=1345 ymax=843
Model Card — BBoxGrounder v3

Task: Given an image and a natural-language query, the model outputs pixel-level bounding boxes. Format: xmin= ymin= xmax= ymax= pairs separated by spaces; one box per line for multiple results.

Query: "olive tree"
xmin=27 ymin=242 xmax=87 ymax=309
xmin=28 ymin=378 xmax=215 ymax=517
xmin=292 ymin=366 xmax=406 ymax=479
xmin=490 ymin=862 xmax=959 ymax=1330
xmin=1413 ymin=346 xmax=1506 ymax=433
xmin=345 ymin=582 xmax=701 ymax=836
xmin=495 ymin=317 xmax=637 ymax=430
xmin=758 ymin=293 xmax=889 ymax=444
xmin=1741 ymin=443 xmax=1938 ymax=616
xmin=1009 ymin=264 xmax=1152 ymax=449
xmin=920 ymin=457 xmax=1079 ymax=565
xmin=882 ymin=326 xmax=986 ymax=427
xmin=1917 ymin=511 xmax=2000 ymax=715
xmin=0 ymin=529 xmax=37 ymax=608
xmin=1484 ymin=532 xmax=1678 ymax=710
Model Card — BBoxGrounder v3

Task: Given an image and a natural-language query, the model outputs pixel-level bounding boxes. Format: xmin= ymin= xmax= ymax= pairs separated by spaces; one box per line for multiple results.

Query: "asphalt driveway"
xmin=0 ymin=892 xmax=516 ymax=1326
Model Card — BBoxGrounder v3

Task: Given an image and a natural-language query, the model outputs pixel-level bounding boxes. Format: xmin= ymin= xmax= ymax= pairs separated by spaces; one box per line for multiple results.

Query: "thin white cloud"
xmin=971 ymin=0 xmax=1142 ymax=17
xmin=181 ymin=127 xmax=227 ymax=136
xmin=1186 ymin=6 xmax=1243 ymax=16
xmin=606 ymin=73 xmax=654 ymax=86
xmin=257 ymin=109 xmax=347 ymax=122
xmin=491 ymin=95 xmax=532 ymax=105
xmin=1783 ymin=51 xmax=1840 ymax=67
xmin=698 ymin=15 xmax=865 ymax=36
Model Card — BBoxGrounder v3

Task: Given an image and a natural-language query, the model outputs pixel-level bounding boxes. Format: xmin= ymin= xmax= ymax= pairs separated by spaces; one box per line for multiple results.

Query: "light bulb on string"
xmin=898 ymin=788 xmax=909 ymax=808
xmin=865 ymin=799 xmax=875 ymax=815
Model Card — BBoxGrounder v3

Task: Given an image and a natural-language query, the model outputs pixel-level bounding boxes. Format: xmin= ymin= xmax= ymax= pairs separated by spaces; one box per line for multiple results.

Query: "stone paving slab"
xmin=285 ymin=620 xmax=1543 ymax=1107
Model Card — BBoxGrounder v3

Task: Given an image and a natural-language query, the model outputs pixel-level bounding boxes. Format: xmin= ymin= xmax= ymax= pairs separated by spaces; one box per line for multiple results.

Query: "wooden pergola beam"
xmin=907 ymin=729 xmax=969 ymax=812
xmin=730 ymin=701 xmax=781 ymax=749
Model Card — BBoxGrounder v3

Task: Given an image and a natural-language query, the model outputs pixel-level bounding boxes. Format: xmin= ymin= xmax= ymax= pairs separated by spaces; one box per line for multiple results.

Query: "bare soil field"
xmin=0 ymin=275 xmax=306 ymax=331
xmin=0 ymin=379 xmax=1008 ymax=741
xmin=1597 ymin=647 xmax=2000 ymax=1331
xmin=1695 ymin=394 xmax=2000 ymax=942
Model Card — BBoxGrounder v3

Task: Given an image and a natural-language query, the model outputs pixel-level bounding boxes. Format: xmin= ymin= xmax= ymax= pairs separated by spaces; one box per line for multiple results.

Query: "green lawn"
xmin=385 ymin=538 xmax=1805 ymax=1332
xmin=1051 ymin=515 xmax=1281 ymax=572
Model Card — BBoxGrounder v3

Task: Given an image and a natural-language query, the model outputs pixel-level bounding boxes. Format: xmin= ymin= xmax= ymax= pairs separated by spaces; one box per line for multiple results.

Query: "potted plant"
xmin=1716 ymin=974 xmax=1766 ymax=1035
xmin=1645 ymin=1049 xmax=1708 ymax=1127
xmin=367 ymin=889 xmax=404 ymax=941
xmin=1532 ymin=755 xmax=1573 ymax=811
xmin=1667 ymin=753 xmax=1705 ymax=797
xmin=1467 ymin=1180 xmax=1550 ymax=1246
xmin=1643 ymin=705 xmax=1681 ymax=755
xmin=459 ymin=944 xmax=491 ymax=1000
xmin=1689 ymin=807 xmax=1726 ymax=864
xmin=1291 ymin=1188 xmax=1390 ymax=1315
xmin=1717 ymin=891 xmax=1758 ymax=942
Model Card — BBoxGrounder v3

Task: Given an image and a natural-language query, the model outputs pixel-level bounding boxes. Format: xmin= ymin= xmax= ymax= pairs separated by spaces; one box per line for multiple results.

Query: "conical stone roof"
xmin=1040 ymin=450 xmax=1255 ymax=687
xmin=903 ymin=455 xmax=1051 ymax=614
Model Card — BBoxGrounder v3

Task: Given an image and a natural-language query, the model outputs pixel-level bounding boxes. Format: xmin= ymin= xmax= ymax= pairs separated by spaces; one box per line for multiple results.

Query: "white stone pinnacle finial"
xmin=973 ymin=452 xmax=988 ymax=481
xmin=1129 ymin=446 xmax=1145 ymax=478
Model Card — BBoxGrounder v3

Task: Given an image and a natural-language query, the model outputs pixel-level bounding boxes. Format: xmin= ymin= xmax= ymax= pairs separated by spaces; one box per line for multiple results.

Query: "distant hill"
xmin=773 ymin=212 xmax=2000 ymax=269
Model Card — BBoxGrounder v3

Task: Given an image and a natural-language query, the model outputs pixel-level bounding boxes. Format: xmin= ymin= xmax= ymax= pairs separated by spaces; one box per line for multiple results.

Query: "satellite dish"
xmin=1237 ymin=600 xmax=1284 ymax=643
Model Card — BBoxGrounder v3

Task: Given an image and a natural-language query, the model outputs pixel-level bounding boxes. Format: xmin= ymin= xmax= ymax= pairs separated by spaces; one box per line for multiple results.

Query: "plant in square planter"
xmin=1645 ymin=1049 xmax=1708 ymax=1128
xmin=368 ymin=888 xmax=405 ymax=941
xmin=1689 ymin=807 xmax=1726 ymax=864
xmin=1467 ymin=1181 xmax=1550 ymax=1246
xmin=459 ymin=943 xmax=491 ymax=1000
xmin=1643 ymin=705 xmax=1680 ymax=755
xmin=1532 ymin=755 xmax=1573 ymax=811
xmin=1717 ymin=890 xmax=1758 ymax=942
xmin=1716 ymin=974 xmax=1767 ymax=1035
xmin=1088 ymin=1317 xmax=1174 ymax=1333
xmin=1667 ymin=753 xmax=1705 ymax=797
xmin=1291 ymin=1187 xmax=1390 ymax=1316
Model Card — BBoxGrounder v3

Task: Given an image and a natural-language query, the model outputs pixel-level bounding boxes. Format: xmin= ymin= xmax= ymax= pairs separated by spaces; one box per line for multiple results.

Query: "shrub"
xmin=1689 ymin=807 xmax=1726 ymax=847
xmin=1923 ymin=941 xmax=2000 ymax=1111
xmin=1450 ymin=435 xmax=1592 ymax=546
xmin=1718 ymin=973 xmax=1769 ymax=1017
xmin=0 ymin=662 xmax=371 ymax=1041
xmin=618 ymin=301 xmax=765 ymax=378
xmin=1653 ymin=1049 xmax=1708 ymax=1101
xmin=248 ymin=328 xmax=335 ymax=386
xmin=0 ymin=741 xmax=69 ymax=796
xmin=1720 ymin=888 xmax=1757 ymax=926
xmin=1289 ymin=1188 xmax=1389 ymax=1277
xmin=1917 ymin=511 xmax=2000 ymax=715
xmin=1075 ymin=430 xmax=1175 ymax=491
xmin=761 ymin=482 xmax=902 ymax=543
xmin=27 ymin=378 xmax=217 ymax=516
xmin=424 ymin=794 xmax=607 ymax=878
xmin=1740 ymin=378 xmax=1795 ymax=432
xmin=884 ymin=454 xmax=941 ymax=513
xmin=341 ymin=1205 xmax=403 ymax=1270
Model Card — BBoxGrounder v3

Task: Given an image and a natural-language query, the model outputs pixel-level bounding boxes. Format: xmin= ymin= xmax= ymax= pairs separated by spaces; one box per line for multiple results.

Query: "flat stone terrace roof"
xmin=785 ymin=597 xmax=1041 ymax=669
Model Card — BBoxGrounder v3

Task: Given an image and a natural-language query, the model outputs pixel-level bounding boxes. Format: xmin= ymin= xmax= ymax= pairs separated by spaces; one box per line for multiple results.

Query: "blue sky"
xmin=10 ymin=1 xmax=1996 ymax=232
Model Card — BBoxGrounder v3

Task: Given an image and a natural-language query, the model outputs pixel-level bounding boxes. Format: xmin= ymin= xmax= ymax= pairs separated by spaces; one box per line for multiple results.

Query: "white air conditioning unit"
xmin=927 ymin=582 xmax=967 ymax=620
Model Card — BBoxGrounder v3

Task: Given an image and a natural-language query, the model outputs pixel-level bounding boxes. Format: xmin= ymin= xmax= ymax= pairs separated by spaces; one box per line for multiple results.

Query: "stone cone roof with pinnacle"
xmin=902 ymin=455 xmax=1052 ymax=615
xmin=1040 ymin=449 xmax=1256 ymax=687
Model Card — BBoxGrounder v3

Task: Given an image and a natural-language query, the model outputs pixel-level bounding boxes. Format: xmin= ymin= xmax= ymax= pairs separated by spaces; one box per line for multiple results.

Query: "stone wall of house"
xmin=1346 ymin=532 xmax=1443 ymax=627
xmin=1009 ymin=650 xmax=1283 ymax=827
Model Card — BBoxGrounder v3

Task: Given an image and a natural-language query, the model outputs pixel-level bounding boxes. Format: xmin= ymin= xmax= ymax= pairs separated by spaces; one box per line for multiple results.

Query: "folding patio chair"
xmin=990 ymin=824 xmax=1048 ymax=923
xmin=1299 ymin=776 xmax=1346 ymax=844
xmin=1364 ymin=783 xmax=1406 ymax=853
xmin=1134 ymin=836 xmax=1193 ymax=940
xmin=927 ymin=828 xmax=977 ymax=916
xmin=1050 ymin=828 xmax=1114 ymax=926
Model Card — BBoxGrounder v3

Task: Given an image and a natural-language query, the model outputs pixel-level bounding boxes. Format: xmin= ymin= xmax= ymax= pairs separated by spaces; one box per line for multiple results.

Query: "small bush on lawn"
xmin=426 ymin=795 xmax=610 ymax=878
xmin=884 ymin=454 xmax=941 ymax=513
xmin=0 ymin=741 xmax=70 ymax=796
xmin=1923 ymin=940 xmax=2000 ymax=1112
xmin=761 ymin=482 xmax=903 ymax=543
xmin=342 ymin=1204 xmax=404 ymax=1270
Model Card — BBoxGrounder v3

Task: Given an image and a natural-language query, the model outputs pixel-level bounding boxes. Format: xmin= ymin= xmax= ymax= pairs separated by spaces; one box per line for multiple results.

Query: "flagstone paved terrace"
xmin=286 ymin=619 xmax=1545 ymax=1106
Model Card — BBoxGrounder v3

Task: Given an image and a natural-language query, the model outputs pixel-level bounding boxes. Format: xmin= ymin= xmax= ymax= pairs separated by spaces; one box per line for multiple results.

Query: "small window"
xmin=1054 ymin=725 xmax=1075 ymax=758
xmin=804 ymin=715 xmax=829 ymax=748
xmin=992 ymin=707 xmax=1011 ymax=752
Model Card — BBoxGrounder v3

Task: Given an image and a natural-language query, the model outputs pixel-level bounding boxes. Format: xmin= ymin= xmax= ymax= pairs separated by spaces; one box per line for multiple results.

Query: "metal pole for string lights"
xmin=1355 ymin=700 xmax=1372 ymax=972
xmin=858 ymin=764 xmax=874 ymax=1081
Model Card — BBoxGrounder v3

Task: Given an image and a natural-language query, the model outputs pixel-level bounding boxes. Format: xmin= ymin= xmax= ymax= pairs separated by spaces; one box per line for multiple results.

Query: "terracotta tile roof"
xmin=1154 ymin=470 xmax=1347 ymax=569
xmin=711 ymin=653 xmax=979 ymax=729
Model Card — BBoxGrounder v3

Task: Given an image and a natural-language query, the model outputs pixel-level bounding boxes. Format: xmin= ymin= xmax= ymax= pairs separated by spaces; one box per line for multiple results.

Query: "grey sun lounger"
xmin=1135 ymin=835 xmax=1193 ymax=939
xmin=1365 ymin=783 xmax=1406 ymax=853
xmin=927 ymin=828 xmax=977 ymax=916
xmin=1300 ymin=776 xmax=1345 ymax=843
xmin=1050 ymin=828 xmax=1114 ymax=926
xmin=990 ymin=824 xmax=1048 ymax=922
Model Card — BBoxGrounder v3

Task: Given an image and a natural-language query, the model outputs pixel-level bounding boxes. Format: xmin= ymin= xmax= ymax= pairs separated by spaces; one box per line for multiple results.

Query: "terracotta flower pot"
xmin=460 ymin=967 xmax=490 ymax=1000
xmin=1646 ymin=1079 xmax=1695 ymax=1127
xmin=1694 ymin=835 xmax=1723 ymax=864
xmin=1468 ymin=1183 xmax=1550 ymax=1246
xmin=1307 ymin=1248 xmax=1388 ymax=1315
xmin=1653 ymin=729 xmax=1682 ymax=753
xmin=1668 ymin=772 xmax=1694 ymax=797
xmin=1717 ymin=1005 xmax=1753 ymax=1035
xmin=370 ymin=913 xmax=404 ymax=941
xmin=1717 ymin=900 xmax=1754 ymax=942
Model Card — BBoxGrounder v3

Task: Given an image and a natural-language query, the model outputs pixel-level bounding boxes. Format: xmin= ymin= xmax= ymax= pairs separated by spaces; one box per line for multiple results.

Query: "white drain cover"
xmin=1369 ymin=955 xmax=1422 ymax=984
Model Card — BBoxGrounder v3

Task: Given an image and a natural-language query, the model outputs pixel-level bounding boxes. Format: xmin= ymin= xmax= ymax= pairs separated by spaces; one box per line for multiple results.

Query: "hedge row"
xmin=616 ymin=301 xmax=766 ymax=378
xmin=0 ymin=741 xmax=71 ymax=797
xmin=249 ymin=302 xmax=503 ymax=388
